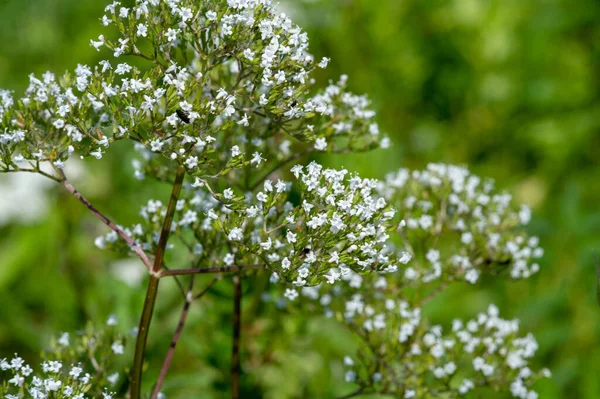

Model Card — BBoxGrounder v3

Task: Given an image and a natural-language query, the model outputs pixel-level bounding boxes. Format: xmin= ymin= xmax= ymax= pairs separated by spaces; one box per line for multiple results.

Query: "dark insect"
xmin=176 ymin=109 xmax=190 ymax=124
xmin=299 ymin=247 xmax=311 ymax=258
xmin=290 ymin=100 xmax=298 ymax=107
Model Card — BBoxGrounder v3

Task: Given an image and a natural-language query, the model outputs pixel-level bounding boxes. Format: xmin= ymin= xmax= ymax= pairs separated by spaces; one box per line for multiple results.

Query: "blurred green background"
xmin=0 ymin=0 xmax=599 ymax=397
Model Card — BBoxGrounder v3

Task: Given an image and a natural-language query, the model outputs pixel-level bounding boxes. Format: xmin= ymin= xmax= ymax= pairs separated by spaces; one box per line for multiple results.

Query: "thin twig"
xmin=421 ymin=281 xmax=450 ymax=305
xmin=162 ymin=264 xmax=187 ymax=299
xmin=57 ymin=169 xmax=154 ymax=272
xmin=161 ymin=264 xmax=265 ymax=277
xmin=150 ymin=278 xmax=218 ymax=398
xmin=151 ymin=294 xmax=192 ymax=399
xmin=6 ymin=167 xmax=61 ymax=182
xmin=194 ymin=277 xmax=219 ymax=300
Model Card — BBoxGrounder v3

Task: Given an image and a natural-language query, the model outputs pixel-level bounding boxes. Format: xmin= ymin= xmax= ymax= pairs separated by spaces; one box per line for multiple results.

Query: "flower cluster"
xmin=0 ymin=317 xmax=126 ymax=399
xmin=96 ymin=160 xmax=409 ymax=289
xmin=0 ymin=356 xmax=99 ymax=399
xmin=260 ymin=164 xmax=548 ymax=397
xmin=379 ymin=163 xmax=543 ymax=285
xmin=343 ymin=304 xmax=550 ymax=398
xmin=252 ymin=161 xmax=407 ymax=292
xmin=1 ymin=0 xmax=385 ymax=189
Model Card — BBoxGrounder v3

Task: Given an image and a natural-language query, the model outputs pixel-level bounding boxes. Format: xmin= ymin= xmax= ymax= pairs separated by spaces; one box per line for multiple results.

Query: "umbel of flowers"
xmin=0 ymin=0 xmax=548 ymax=398
xmin=0 ymin=318 xmax=126 ymax=399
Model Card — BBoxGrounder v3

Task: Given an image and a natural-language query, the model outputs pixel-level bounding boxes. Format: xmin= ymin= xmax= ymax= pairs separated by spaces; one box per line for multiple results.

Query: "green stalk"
xmin=130 ymin=166 xmax=186 ymax=399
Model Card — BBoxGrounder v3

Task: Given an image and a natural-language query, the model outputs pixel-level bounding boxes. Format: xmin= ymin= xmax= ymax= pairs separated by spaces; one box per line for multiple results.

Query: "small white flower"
xmin=284 ymin=288 xmax=298 ymax=301
xmin=185 ymin=156 xmax=198 ymax=169
xmin=286 ymin=231 xmax=297 ymax=244
xmin=58 ymin=332 xmax=70 ymax=346
xmin=243 ymin=49 xmax=255 ymax=61
xmin=237 ymin=113 xmax=249 ymax=126
xmin=250 ymin=152 xmax=264 ymax=166
xmin=318 ymin=57 xmax=330 ymax=68
xmin=166 ymin=28 xmax=179 ymax=42
xmin=228 ymin=228 xmax=243 ymax=241
xmin=206 ymin=10 xmax=218 ymax=21
xmin=107 ymin=372 xmax=119 ymax=385
xmin=223 ymin=188 xmax=234 ymax=200
xmin=111 ymin=341 xmax=124 ymax=355
xmin=314 ymin=137 xmax=327 ymax=151
xmin=137 ymin=24 xmax=148 ymax=37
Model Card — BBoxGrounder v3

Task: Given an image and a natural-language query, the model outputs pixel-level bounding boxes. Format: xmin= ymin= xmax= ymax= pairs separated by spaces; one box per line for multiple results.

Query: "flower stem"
xmin=57 ymin=169 xmax=154 ymax=272
xmin=151 ymin=294 xmax=190 ymax=399
xmin=231 ymin=274 xmax=242 ymax=399
xmin=130 ymin=166 xmax=186 ymax=399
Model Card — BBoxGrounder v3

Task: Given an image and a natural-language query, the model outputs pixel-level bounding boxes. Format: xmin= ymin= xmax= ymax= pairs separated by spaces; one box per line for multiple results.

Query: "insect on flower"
xmin=176 ymin=109 xmax=190 ymax=124
xmin=299 ymin=247 xmax=311 ymax=259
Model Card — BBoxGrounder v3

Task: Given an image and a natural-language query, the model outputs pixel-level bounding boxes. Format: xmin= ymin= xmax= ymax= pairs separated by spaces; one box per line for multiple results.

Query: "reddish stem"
xmin=58 ymin=173 xmax=154 ymax=272
xmin=161 ymin=264 xmax=264 ymax=277
xmin=151 ymin=279 xmax=218 ymax=398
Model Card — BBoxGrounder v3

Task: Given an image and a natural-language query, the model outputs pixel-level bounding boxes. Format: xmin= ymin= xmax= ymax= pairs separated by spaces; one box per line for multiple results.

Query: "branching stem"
xmin=130 ymin=166 xmax=186 ymax=399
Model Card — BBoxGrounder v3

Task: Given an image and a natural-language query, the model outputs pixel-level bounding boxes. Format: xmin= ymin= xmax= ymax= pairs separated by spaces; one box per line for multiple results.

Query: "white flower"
xmin=8 ymin=374 xmax=24 ymax=387
xmin=185 ymin=156 xmax=198 ymax=169
xmin=243 ymin=49 xmax=255 ymax=61
xmin=250 ymin=152 xmax=264 ymax=165
xmin=115 ymin=63 xmax=132 ymax=75
xmin=70 ymin=366 xmax=83 ymax=378
xmin=206 ymin=10 xmax=217 ymax=21
xmin=399 ymin=252 xmax=411 ymax=264
xmin=166 ymin=28 xmax=179 ymax=42
xmin=318 ymin=57 xmax=330 ymax=68
xmin=228 ymin=228 xmax=243 ymax=241
xmin=465 ymin=269 xmax=480 ymax=284
xmin=137 ymin=24 xmax=148 ymax=37
xmin=180 ymin=7 xmax=193 ymax=22
xmin=90 ymin=36 xmax=104 ymax=51
xmin=107 ymin=314 xmax=118 ymax=325
xmin=223 ymin=188 xmax=234 ymax=200
xmin=58 ymin=332 xmax=70 ymax=346
xmin=314 ymin=137 xmax=327 ymax=151
xmin=223 ymin=253 xmax=235 ymax=266
xmin=286 ymin=231 xmax=297 ymax=244
xmin=284 ymin=288 xmax=298 ymax=301
xmin=237 ymin=113 xmax=249 ymax=126
xmin=111 ymin=341 xmax=124 ymax=355
xmin=107 ymin=372 xmax=119 ymax=385
xmin=44 ymin=378 xmax=61 ymax=391
xmin=256 ymin=192 xmax=268 ymax=202
xmin=150 ymin=139 xmax=164 ymax=152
